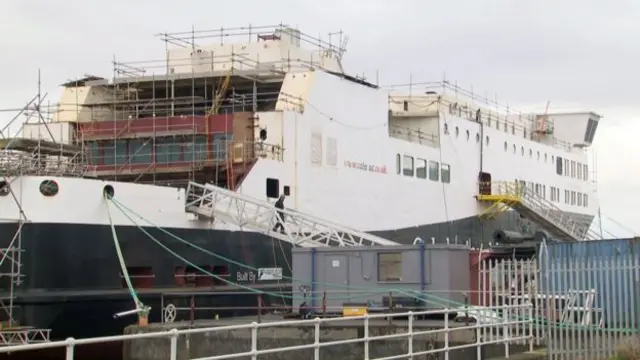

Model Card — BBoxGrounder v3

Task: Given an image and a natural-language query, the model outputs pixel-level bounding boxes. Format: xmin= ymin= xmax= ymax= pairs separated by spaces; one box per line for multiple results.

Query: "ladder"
xmin=185 ymin=181 xmax=399 ymax=247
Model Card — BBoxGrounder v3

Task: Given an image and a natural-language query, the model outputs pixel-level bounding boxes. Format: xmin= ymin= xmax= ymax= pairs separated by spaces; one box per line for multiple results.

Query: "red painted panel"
xmin=78 ymin=115 xmax=234 ymax=139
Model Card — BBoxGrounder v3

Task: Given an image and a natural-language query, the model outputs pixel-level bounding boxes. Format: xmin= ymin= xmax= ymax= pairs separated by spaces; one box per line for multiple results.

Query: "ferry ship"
xmin=0 ymin=24 xmax=601 ymax=341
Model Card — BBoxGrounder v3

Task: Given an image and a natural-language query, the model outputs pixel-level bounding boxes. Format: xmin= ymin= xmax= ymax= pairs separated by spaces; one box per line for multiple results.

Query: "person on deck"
xmin=272 ymin=194 xmax=286 ymax=234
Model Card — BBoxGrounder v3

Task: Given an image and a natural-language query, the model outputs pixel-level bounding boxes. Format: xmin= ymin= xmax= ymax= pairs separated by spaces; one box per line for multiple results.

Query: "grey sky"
xmin=1 ymin=0 xmax=638 ymax=236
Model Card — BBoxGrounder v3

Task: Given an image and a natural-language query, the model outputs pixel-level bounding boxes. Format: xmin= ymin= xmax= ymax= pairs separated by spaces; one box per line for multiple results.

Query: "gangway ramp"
xmin=476 ymin=181 xmax=600 ymax=242
xmin=185 ymin=181 xmax=399 ymax=247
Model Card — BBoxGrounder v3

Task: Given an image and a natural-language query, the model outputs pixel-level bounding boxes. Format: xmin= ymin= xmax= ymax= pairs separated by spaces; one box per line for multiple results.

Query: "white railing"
xmin=0 ymin=306 xmax=533 ymax=359
xmin=484 ymin=181 xmax=599 ymax=241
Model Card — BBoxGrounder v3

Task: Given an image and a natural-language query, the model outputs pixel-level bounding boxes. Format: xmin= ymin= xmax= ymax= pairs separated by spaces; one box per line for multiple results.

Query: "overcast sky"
xmin=1 ymin=0 xmax=638 ymax=237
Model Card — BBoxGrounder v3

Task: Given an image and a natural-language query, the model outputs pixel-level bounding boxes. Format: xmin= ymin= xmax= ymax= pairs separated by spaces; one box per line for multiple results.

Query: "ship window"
xmin=378 ymin=253 xmax=402 ymax=282
xmin=495 ymin=119 xmax=499 ymax=129
xmin=403 ymin=101 xmax=408 ymax=111
xmin=266 ymin=178 xmax=279 ymax=198
xmin=544 ymin=153 xmax=548 ymax=162
xmin=577 ymin=193 xmax=582 ymax=206
xmin=523 ymin=128 xmax=527 ymax=138
xmin=504 ymin=141 xmax=508 ymax=151
xmin=504 ymin=121 xmax=508 ymax=132
xmin=466 ymin=130 xmax=470 ymax=141
xmin=416 ymin=158 xmax=427 ymax=179
xmin=529 ymin=149 xmax=532 ymax=158
xmin=511 ymin=124 xmax=515 ymax=134
xmin=441 ymin=164 xmax=451 ymax=183
xmin=396 ymin=154 xmax=401 ymax=175
xmin=175 ymin=265 xmax=214 ymax=287
xmin=129 ymin=138 xmax=152 ymax=165
xmin=455 ymin=126 xmax=459 ymax=138
xmin=39 ymin=180 xmax=59 ymax=197
xmin=551 ymin=156 xmax=555 ymax=164
xmin=583 ymin=194 xmax=588 ymax=207
xmin=564 ymin=190 xmax=570 ymax=204
xmin=284 ymin=186 xmax=291 ymax=196
xmin=556 ymin=156 xmax=563 ymax=175
xmin=443 ymin=123 xmax=449 ymax=135
xmin=402 ymin=155 xmax=414 ymax=176
xmin=488 ymin=117 xmax=492 ymax=127
xmin=564 ymin=159 xmax=569 ymax=176
xmin=428 ymin=161 xmax=439 ymax=181
xmin=0 ymin=181 xmax=8 ymax=197
xmin=475 ymin=133 xmax=480 ymax=143
xmin=550 ymin=187 xmax=556 ymax=202
xmin=537 ymin=151 xmax=540 ymax=160
xmin=583 ymin=164 xmax=588 ymax=180
xmin=571 ymin=191 xmax=576 ymax=205
xmin=485 ymin=136 xmax=490 ymax=146
xmin=577 ymin=163 xmax=582 ymax=179
xmin=521 ymin=146 xmax=524 ymax=156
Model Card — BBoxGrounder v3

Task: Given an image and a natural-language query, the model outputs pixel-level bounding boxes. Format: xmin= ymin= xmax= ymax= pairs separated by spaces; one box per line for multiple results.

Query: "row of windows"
xmin=548 ymin=185 xmax=589 ymax=207
xmin=441 ymin=123 xmax=561 ymax=170
xmin=395 ymin=154 xmax=451 ymax=183
xmin=556 ymin=156 xmax=589 ymax=181
xmin=86 ymin=135 xmax=231 ymax=166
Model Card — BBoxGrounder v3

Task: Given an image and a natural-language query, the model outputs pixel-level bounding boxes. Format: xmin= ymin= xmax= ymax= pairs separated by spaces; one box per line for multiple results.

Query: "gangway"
xmin=476 ymin=181 xmax=601 ymax=242
xmin=185 ymin=181 xmax=399 ymax=247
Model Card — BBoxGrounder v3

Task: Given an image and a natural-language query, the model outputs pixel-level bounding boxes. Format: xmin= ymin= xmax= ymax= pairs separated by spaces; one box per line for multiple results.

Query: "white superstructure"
xmin=8 ymin=24 xmax=600 ymax=244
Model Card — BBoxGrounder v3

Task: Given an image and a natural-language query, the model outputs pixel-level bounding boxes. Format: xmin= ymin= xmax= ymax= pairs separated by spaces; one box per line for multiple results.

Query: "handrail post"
xmin=169 ymin=328 xmax=178 ymax=360
xmin=250 ymin=321 xmax=258 ymax=360
xmin=364 ymin=314 xmax=370 ymax=360
xmin=64 ymin=337 xmax=75 ymax=360
xmin=408 ymin=311 xmax=414 ymax=359
xmin=314 ymin=317 xmax=321 ymax=360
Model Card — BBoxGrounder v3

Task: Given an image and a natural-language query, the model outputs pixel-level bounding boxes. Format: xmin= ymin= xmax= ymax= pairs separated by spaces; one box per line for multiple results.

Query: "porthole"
xmin=512 ymin=144 xmax=516 ymax=154
xmin=520 ymin=146 xmax=524 ymax=156
xmin=0 ymin=181 xmax=9 ymax=196
xmin=504 ymin=141 xmax=508 ymax=151
xmin=544 ymin=153 xmax=548 ymax=162
xmin=103 ymin=184 xmax=115 ymax=198
xmin=485 ymin=136 xmax=490 ymax=146
xmin=455 ymin=126 xmax=459 ymax=137
xmin=529 ymin=149 xmax=533 ymax=157
xmin=476 ymin=133 xmax=480 ymax=143
xmin=466 ymin=130 xmax=470 ymax=140
xmin=39 ymin=180 xmax=59 ymax=197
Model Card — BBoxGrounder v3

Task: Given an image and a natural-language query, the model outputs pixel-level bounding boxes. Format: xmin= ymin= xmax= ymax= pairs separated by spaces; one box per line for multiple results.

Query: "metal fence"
xmin=478 ymin=239 xmax=640 ymax=360
xmin=0 ymin=305 xmax=533 ymax=360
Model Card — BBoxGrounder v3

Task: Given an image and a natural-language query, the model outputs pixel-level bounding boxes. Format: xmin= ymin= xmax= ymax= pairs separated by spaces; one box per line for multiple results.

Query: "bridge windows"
xmin=395 ymin=153 xmax=451 ymax=184
xmin=428 ymin=161 xmax=439 ymax=181
xmin=583 ymin=194 xmax=588 ymax=207
xmin=441 ymin=164 xmax=451 ymax=183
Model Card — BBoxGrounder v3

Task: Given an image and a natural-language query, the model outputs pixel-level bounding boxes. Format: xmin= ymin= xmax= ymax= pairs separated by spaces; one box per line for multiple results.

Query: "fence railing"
xmin=478 ymin=250 xmax=640 ymax=360
xmin=0 ymin=305 xmax=533 ymax=360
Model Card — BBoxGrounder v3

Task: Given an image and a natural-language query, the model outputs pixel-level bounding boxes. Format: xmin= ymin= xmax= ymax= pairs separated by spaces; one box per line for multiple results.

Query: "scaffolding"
xmin=0 ymin=71 xmax=95 ymax=343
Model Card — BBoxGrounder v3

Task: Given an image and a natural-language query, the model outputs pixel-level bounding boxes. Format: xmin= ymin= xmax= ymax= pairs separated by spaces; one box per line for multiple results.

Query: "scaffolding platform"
xmin=0 ymin=327 xmax=50 ymax=346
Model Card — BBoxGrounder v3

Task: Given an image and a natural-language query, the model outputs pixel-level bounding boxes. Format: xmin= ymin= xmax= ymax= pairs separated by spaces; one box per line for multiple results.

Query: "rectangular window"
xmin=564 ymin=190 xmax=570 ymax=204
xmin=577 ymin=193 xmax=582 ymax=206
xmin=416 ymin=158 xmax=427 ymax=179
xmin=556 ymin=156 xmax=563 ymax=175
xmin=378 ymin=253 xmax=402 ymax=282
xmin=129 ymin=139 xmax=152 ymax=165
xmin=583 ymin=164 xmax=588 ymax=181
xmin=550 ymin=186 xmax=555 ymax=201
xmin=402 ymin=155 xmax=414 ymax=176
xmin=396 ymin=154 xmax=401 ymax=175
xmin=583 ymin=193 xmax=588 ymax=207
xmin=577 ymin=163 xmax=582 ymax=179
xmin=571 ymin=191 xmax=576 ymax=205
xmin=441 ymin=164 xmax=451 ymax=183
xmin=428 ymin=161 xmax=439 ymax=181
xmin=535 ymin=184 xmax=540 ymax=196
xmin=543 ymin=185 xmax=546 ymax=199
xmin=570 ymin=161 xmax=576 ymax=178
xmin=564 ymin=159 xmax=569 ymax=176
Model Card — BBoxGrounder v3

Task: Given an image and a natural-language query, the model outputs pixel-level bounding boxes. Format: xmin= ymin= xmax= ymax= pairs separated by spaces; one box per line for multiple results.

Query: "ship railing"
xmin=388 ymin=124 xmax=439 ymax=147
xmin=0 ymin=304 xmax=533 ymax=359
xmin=480 ymin=181 xmax=600 ymax=241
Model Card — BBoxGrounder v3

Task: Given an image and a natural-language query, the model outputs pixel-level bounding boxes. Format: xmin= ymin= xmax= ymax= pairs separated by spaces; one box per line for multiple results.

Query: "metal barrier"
xmin=0 ymin=305 xmax=533 ymax=360
xmin=478 ymin=244 xmax=640 ymax=360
